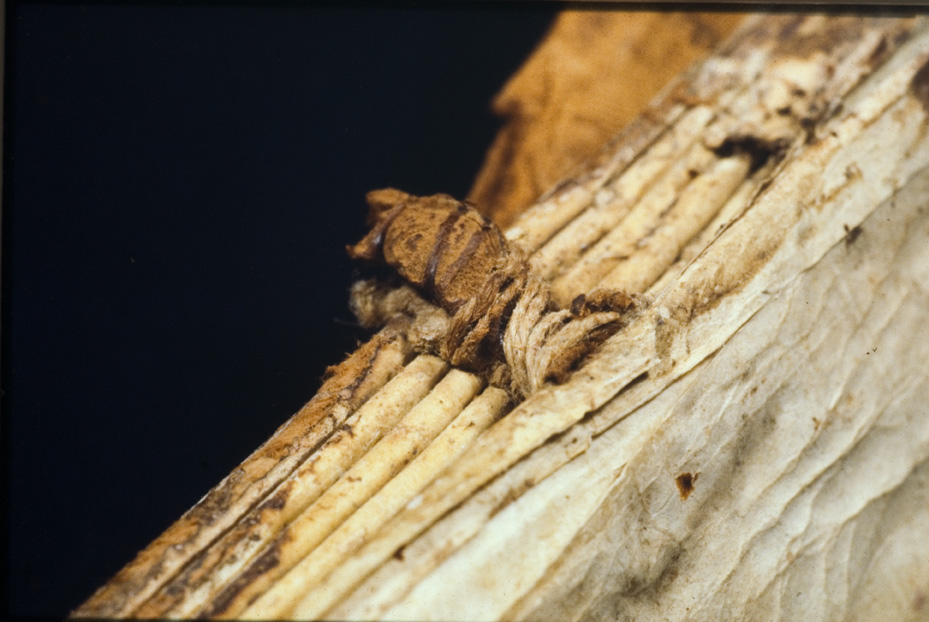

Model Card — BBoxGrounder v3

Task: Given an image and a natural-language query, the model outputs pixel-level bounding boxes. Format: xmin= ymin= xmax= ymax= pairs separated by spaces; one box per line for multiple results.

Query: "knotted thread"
xmin=348 ymin=189 xmax=644 ymax=398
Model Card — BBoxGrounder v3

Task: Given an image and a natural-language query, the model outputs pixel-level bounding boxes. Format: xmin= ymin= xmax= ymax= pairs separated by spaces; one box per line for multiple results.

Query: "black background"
xmin=2 ymin=2 xmax=556 ymax=616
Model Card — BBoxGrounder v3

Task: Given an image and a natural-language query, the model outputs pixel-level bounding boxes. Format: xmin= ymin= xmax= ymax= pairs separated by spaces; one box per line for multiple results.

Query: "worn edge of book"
xmin=72 ymin=14 xmax=929 ymax=620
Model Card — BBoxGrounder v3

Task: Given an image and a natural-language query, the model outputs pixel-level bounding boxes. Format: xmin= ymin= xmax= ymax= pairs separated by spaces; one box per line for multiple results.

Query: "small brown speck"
xmin=913 ymin=590 xmax=926 ymax=611
xmin=844 ymin=223 xmax=863 ymax=247
xmin=909 ymin=57 xmax=929 ymax=114
xmin=675 ymin=472 xmax=698 ymax=500
xmin=262 ymin=492 xmax=287 ymax=512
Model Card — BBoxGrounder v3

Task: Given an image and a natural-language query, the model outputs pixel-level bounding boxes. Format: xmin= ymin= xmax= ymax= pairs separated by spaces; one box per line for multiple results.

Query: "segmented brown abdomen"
xmin=347 ymin=189 xmax=510 ymax=313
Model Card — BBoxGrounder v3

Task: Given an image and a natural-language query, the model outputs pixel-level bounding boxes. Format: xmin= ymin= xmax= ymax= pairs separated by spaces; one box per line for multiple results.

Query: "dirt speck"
xmin=710 ymin=134 xmax=790 ymax=174
xmin=675 ymin=472 xmax=699 ymax=500
xmin=844 ymin=223 xmax=863 ymax=247
xmin=910 ymin=57 xmax=929 ymax=114
xmin=913 ymin=590 xmax=926 ymax=611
